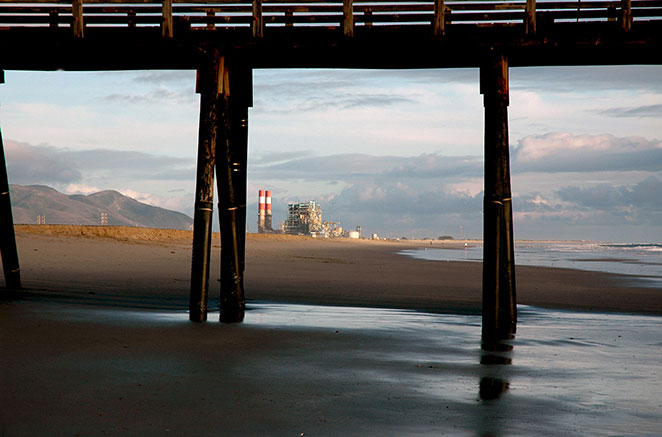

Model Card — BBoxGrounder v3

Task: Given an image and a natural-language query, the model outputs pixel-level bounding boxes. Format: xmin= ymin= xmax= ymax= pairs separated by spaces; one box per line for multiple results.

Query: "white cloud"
xmin=512 ymin=132 xmax=662 ymax=173
xmin=64 ymin=183 xmax=102 ymax=195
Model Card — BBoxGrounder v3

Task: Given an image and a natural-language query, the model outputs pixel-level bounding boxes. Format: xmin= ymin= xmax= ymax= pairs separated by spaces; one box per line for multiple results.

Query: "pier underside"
xmin=1 ymin=4 xmax=661 ymax=342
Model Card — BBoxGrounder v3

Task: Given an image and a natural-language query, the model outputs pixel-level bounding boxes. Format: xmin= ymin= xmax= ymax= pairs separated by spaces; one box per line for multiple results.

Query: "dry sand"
xmin=2 ymin=225 xmax=661 ymax=435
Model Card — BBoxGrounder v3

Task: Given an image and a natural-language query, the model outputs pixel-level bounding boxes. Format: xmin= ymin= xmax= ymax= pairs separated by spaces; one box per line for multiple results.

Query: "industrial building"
xmin=283 ymin=201 xmax=322 ymax=236
xmin=281 ymin=200 xmax=343 ymax=238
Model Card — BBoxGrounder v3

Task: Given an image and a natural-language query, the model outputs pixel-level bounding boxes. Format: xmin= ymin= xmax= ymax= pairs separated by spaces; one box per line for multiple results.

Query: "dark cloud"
xmin=512 ymin=132 xmax=662 ymax=173
xmin=4 ymin=140 xmax=194 ymax=184
xmin=5 ymin=140 xmax=82 ymax=184
xmin=557 ymin=176 xmax=662 ymax=212
xmin=387 ymin=153 xmax=483 ymax=179
xmin=322 ymin=182 xmax=483 ymax=238
xmin=597 ymin=104 xmax=662 ymax=118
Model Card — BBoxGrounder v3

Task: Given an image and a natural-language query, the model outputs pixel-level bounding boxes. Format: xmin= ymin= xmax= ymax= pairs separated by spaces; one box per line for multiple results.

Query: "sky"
xmin=1 ymin=66 xmax=661 ymax=242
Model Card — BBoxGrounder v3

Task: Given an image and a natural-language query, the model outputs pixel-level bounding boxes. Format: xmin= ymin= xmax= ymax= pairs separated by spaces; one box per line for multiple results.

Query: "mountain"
xmin=9 ymin=185 xmax=193 ymax=230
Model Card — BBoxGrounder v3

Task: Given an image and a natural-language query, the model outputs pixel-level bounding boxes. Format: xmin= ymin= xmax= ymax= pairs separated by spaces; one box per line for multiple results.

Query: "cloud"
xmin=557 ymin=176 xmax=662 ymax=212
xmin=250 ymin=153 xmax=411 ymax=182
xmin=105 ymin=87 xmax=196 ymax=105
xmin=597 ymin=104 xmax=662 ymax=118
xmin=250 ymin=150 xmax=316 ymax=166
xmin=131 ymin=71 xmax=195 ymax=85
xmin=4 ymin=139 xmax=83 ymax=184
xmin=4 ymin=139 xmax=194 ymax=185
xmin=512 ymin=132 xmax=662 ymax=173
xmin=251 ymin=152 xmax=483 ymax=184
xmin=64 ymin=183 xmax=103 ymax=195
xmin=320 ymin=182 xmax=483 ymax=238
xmin=511 ymin=66 xmax=662 ymax=93
xmin=387 ymin=153 xmax=483 ymax=179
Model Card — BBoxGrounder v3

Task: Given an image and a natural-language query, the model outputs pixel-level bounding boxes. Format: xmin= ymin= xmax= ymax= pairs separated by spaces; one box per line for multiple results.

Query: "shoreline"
xmin=6 ymin=225 xmax=661 ymax=316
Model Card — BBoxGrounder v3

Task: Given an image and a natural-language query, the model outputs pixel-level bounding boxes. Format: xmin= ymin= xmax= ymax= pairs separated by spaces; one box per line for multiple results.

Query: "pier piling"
xmin=189 ymin=51 xmax=222 ymax=322
xmin=480 ymin=52 xmax=517 ymax=347
xmin=217 ymin=59 xmax=251 ymax=323
xmin=0 ymin=126 xmax=22 ymax=290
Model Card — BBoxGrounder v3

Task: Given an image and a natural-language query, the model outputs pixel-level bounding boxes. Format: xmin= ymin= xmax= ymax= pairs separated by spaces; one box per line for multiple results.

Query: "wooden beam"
xmin=0 ymin=127 xmax=22 ymax=290
xmin=72 ymin=0 xmax=84 ymax=38
xmin=526 ymin=0 xmax=536 ymax=34
xmin=433 ymin=0 xmax=445 ymax=36
xmin=162 ymin=0 xmax=173 ymax=38
xmin=480 ymin=52 xmax=516 ymax=348
xmin=343 ymin=0 xmax=354 ymax=38
xmin=189 ymin=50 xmax=222 ymax=323
xmin=253 ymin=0 xmax=263 ymax=38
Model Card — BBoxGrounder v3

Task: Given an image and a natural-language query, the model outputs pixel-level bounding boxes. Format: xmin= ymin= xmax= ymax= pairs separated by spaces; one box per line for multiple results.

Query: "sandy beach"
xmin=7 ymin=225 xmax=662 ymax=315
xmin=2 ymin=226 xmax=661 ymax=435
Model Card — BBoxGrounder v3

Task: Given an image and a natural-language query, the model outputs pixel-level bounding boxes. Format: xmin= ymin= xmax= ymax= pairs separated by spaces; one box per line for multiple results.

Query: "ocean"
xmin=399 ymin=242 xmax=662 ymax=288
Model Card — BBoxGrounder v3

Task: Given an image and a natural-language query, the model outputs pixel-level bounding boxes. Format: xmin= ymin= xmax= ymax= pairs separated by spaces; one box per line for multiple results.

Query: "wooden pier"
xmin=1 ymin=0 xmax=661 ymax=338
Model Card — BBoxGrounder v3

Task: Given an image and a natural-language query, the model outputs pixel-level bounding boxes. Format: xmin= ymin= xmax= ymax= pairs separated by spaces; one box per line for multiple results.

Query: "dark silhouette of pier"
xmin=1 ymin=0 xmax=661 ymax=341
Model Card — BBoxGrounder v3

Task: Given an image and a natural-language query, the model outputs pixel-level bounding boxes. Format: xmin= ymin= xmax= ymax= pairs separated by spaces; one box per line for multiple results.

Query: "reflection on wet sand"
xmin=2 ymin=300 xmax=661 ymax=435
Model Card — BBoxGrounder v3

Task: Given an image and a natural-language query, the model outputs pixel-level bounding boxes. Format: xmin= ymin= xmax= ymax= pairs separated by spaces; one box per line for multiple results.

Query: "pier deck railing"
xmin=1 ymin=0 xmax=660 ymax=38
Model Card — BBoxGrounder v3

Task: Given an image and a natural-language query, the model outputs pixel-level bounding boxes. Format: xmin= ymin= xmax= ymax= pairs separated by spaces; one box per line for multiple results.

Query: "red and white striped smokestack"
xmin=258 ymin=190 xmax=266 ymax=233
xmin=265 ymin=190 xmax=272 ymax=231
xmin=259 ymin=190 xmax=265 ymax=212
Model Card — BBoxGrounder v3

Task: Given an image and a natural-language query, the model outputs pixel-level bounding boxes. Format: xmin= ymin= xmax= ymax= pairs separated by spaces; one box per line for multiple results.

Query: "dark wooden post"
xmin=0 ymin=125 xmax=22 ymax=290
xmin=621 ymin=0 xmax=632 ymax=32
xmin=480 ymin=52 xmax=516 ymax=347
xmin=343 ymin=0 xmax=354 ymax=37
xmin=525 ymin=0 xmax=536 ymax=34
xmin=230 ymin=66 xmax=251 ymax=288
xmin=189 ymin=51 xmax=222 ymax=322
xmin=72 ymin=0 xmax=84 ymax=38
xmin=216 ymin=58 xmax=252 ymax=323
xmin=252 ymin=0 xmax=263 ymax=38
xmin=433 ymin=0 xmax=445 ymax=36
xmin=162 ymin=0 xmax=173 ymax=38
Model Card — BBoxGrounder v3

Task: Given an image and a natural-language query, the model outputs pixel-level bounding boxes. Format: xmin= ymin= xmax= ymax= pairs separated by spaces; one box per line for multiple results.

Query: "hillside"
xmin=9 ymin=185 xmax=193 ymax=230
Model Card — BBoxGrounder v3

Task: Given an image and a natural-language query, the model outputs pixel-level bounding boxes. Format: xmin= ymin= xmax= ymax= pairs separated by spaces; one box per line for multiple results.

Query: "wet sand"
xmin=2 ymin=226 xmax=661 ymax=435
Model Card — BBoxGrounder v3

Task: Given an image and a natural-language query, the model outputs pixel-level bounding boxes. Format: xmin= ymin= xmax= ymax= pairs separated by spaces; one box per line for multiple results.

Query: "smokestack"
xmin=258 ymin=189 xmax=265 ymax=233
xmin=265 ymin=190 xmax=272 ymax=232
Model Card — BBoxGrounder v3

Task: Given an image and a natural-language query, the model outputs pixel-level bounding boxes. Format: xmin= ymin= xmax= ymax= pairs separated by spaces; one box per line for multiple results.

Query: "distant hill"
xmin=10 ymin=185 xmax=193 ymax=230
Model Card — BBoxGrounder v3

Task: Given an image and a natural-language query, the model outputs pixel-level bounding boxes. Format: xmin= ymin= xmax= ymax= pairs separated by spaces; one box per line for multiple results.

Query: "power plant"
xmin=257 ymin=190 xmax=344 ymax=238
